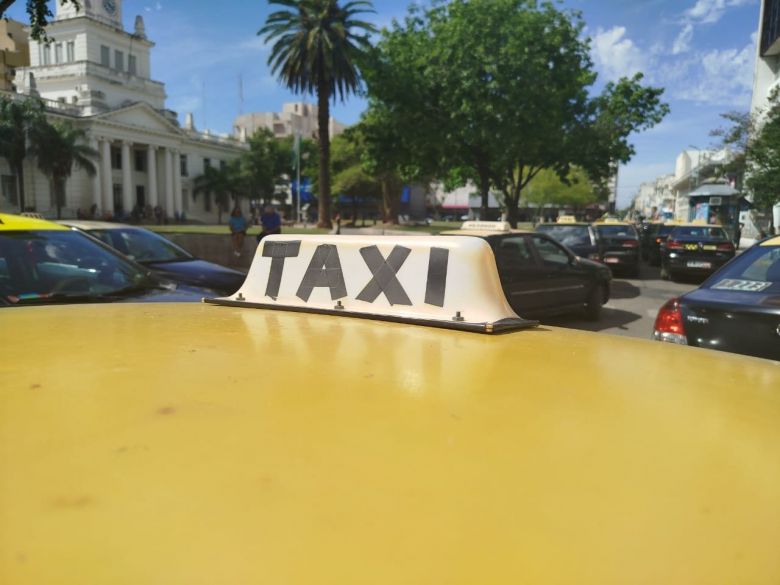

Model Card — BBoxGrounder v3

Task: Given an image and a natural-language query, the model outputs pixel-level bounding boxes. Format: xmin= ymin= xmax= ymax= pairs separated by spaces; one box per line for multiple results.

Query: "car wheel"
xmin=583 ymin=283 xmax=604 ymax=321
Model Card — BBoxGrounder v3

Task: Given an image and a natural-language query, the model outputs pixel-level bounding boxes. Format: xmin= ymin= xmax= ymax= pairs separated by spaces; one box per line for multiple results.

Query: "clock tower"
xmin=56 ymin=0 xmax=123 ymax=26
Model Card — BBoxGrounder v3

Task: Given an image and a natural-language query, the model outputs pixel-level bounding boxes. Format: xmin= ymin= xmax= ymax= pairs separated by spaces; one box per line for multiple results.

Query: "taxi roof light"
xmin=556 ymin=215 xmax=577 ymax=224
xmin=206 ymin=234 xmax=538 ymax=334
xmin=460 ymin=221 xmax=512 ymax=232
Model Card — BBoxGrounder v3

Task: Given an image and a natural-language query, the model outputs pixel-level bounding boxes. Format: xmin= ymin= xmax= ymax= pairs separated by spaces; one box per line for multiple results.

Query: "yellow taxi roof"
xmin=760 ymin=235 xmax=780 ymax=246
xmin=2 ymin=302 xmax=780 ymax=584
xmin=440 ymin=228 xmax=531 ymax=237
xmin=0 ymin=212 xmax=69 ymax=231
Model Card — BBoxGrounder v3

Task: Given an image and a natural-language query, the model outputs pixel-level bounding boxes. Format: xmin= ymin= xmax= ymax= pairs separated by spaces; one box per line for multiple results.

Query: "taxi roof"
xmin=2 ymin=302 xmax=780 ymax=584
xmin=439 ymin=228 xmax=532 ymax=237
xmin=57 ymin=219 xmax=128 ymax=230
xmin=0 ymin=212 xmax=69 ymax=231
xmin=760 ymin=235 xmax=780 ymax=246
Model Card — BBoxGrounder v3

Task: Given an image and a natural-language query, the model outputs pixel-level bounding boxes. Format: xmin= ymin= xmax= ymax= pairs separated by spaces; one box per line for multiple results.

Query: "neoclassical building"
xmin=0 ymin=0 xmax=247 ymax=221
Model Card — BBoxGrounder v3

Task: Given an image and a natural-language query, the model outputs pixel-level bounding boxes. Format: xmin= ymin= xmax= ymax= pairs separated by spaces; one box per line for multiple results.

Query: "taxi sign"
xmin=556 ymin=215 xmax=577 ymax=223
xmin=460 ymin=220 xmax=512 ymax=232
xmin=206 ymin=235 xmax=537 ymax=333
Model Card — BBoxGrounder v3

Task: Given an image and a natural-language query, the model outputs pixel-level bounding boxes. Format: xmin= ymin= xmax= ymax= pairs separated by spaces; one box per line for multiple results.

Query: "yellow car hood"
xmin=1 ymin=303 xmax=779 ymax=584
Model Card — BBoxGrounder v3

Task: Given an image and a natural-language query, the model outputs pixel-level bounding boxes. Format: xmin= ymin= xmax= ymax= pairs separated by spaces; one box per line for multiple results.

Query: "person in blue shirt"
xmin=258 ymin=205 xmax=282 ymax=242
xmin=228 ymin=207 xmax=248 ymax=257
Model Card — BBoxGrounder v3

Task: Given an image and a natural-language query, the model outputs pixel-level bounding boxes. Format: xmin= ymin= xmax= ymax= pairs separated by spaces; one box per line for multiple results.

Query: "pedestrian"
xmin=257 ymin=205 xmax=282 ymax=242
xmin=229 ymin=206 xmax=248 ymax=257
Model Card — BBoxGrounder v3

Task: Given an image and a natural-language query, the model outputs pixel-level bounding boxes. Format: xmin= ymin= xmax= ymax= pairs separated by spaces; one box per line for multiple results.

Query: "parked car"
xmin=3 ymin=232 xmax=779 ymax=585
xmin=535 ymin=217 xmax=604 ymax=262
xmin=653 ymin=235 xmax=780 ymax=361
xmin=60 ymin=220 xmax=246 ymax=296
xmin=0 ymin=213 xmax=211 ymax=306
xmin=443 ymin=221 xmax=611 ymax=320
xmin=593 ymin=219 xmax=641 ymax=277
xmin=659 ymin=223 xmax=736 ymax=281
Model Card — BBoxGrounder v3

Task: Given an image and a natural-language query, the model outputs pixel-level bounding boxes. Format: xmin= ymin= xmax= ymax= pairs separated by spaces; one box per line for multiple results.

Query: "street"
xmin=544 ymin=265 xmax=704 ymax=340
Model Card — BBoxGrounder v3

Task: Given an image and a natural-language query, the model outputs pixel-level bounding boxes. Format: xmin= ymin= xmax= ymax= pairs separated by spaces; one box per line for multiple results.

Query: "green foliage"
xmin=330 ymin=129 xmax=380 ymax=201
xmin=710 ymin=110 xmax=753 ymax=182
xmin=361 ymin=0 xmax=669 ymax=226
xmin=524 ymin=167 xmax=601 ymax=208
xmin=238 ymin=129 xmax=286 ymax=203
xmin=0 ymin=95 xmax=47 ymax=211
xmin=745 ymin=101 xmax=780 ymax=210
xmin=192 ymin=164 xmax=234 ymax=223
xmin=0 ymin=0 xmax=81 ymax=42
xmin=29 ymin=121 xmax=97 ymax=219
xmin=259 ymin=0 xmax=377 ymax=228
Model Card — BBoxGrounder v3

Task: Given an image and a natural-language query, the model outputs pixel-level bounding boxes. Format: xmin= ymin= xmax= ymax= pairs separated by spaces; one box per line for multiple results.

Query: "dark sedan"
xmin=653 ymin=236 xmax=780 ymax=361
xmin=594 ymin=221 xmax=641 ymax=277
xmin=659 ymin=224 xmax=735 ymax=281
xmin=61 ymin=221 xmax=246 ymax=296
xmin=535 ymin=222 xmax=603 ymax=262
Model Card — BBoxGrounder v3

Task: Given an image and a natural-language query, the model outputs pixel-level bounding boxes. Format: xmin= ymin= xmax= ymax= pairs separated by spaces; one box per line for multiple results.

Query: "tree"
xmin=0 ymin=0 xmax=81 ymax=41
xmin=29 ymin=121 xmax=97 ymax=219
xmin=259 ymin=0 xmax=376 ymax=228
xmin=330 ymin=129 xmax=381 ymax=222
xmin=525 ymin=167 xmax=602 ymax=213
xmin=710 ymin=110 xmax=754 ymax=185
xmin=237 ymin=129 xmax=286 ymax=204
xmin=745 ymin=99 xmax=780 ymax=211
xmin=0 ymin=96 xmax=47 ymax=212
xmin=362 ymin=0 xmax=669 ymax=226
xmin=193 ymin=164 xmax=235 ymax=224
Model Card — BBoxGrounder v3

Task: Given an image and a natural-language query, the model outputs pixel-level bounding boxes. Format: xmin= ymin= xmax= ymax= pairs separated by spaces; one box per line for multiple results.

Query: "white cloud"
xmin=591 ymin=26 xmax=647 ymax=81
xmin=685 ymin=0 xmax=756 ymax=25
xmin=672 ymin=24 xmax=693 ymax=54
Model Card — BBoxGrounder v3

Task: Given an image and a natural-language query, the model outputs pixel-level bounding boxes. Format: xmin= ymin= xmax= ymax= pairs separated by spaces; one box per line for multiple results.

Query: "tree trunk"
xmin=14 ymin=160 xmax=26 ymax=212
xmin=382 ymin=175 xmax=401 ymax=225
xmin=55 ymin=177 xmax=64 ymax=220
xmin=478 ymin=169 xmax=490 ymax=220
xmin=316 ymin=83 xmax=332 ymax=229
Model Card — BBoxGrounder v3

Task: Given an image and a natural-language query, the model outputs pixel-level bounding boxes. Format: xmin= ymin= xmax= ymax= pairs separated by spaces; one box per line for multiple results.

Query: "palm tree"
xmin=0 ymin=96 xmax=46 ymax=212
xmin=193 ymin=164 xmax=235 ymax=224
xmin=30 ymin=122 xmax=97 ymax=219
xmin=259 ymin=0 xmax=376 ymax=228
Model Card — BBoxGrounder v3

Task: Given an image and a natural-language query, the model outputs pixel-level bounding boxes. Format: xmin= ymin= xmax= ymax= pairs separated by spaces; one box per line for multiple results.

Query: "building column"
xmin=173 ymin=150 xmax=183 ymax=215
xmin=121 ymin=141 xmax=133 ymax=214
xmin=100 ymin=138 xmax=113 ymax=216
xmin=91 ymin=137 xmax=101 ymax=213
xmin=164 ymin=148 xmax=174 ymax=218
xmin=147 ymin=145 xmax=158 ymax=208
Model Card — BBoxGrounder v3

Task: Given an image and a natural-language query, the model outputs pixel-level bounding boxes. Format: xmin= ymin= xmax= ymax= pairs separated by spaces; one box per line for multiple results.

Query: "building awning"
xmin=689 ymin=183 xmax=740 ymax=197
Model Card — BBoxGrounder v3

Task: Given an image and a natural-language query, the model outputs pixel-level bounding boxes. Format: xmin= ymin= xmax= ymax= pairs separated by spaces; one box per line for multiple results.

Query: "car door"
xmin=529 ymin=234 xmax=590 ymax=309
xmin=491 ymin=235 xmax=548 ymax=315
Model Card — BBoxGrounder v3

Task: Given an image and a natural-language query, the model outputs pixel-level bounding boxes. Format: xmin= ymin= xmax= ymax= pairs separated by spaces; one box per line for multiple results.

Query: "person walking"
xmin=229 ymin=206 xmax=248 ymax=257
xmin=257 ymin=205 xmax=282 ymax=242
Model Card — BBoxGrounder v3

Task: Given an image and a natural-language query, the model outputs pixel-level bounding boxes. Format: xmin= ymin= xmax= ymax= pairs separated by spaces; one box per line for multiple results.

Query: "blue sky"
xmin=9 ymin=0 xmax=762 ymax=206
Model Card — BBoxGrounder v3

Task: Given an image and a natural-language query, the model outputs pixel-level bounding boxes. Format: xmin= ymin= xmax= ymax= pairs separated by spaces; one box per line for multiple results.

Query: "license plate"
xmin=687 ymin=261 xmax=711 ymax=268
xmin=604 ymin=257 xmax=619 ymax=264
xmin=703 ymin=245 xmax=717 ymax=251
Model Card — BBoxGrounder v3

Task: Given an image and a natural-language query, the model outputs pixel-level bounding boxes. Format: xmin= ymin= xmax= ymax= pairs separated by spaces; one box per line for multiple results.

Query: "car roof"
xmin=439 ymin=229 xmax=532 ymax=237
xmin=672 ymin=223 xmax=725 ymax=229
xmin=0 ymin=213 xmax=70 ymax=231
xmin=537 ymin=222 xmax=592 ymax=227
xmin=2 ymin=302 xmax=780 ymax=583
xmin=760 ymin=235 xmax=780 ymax=246
xmin=57 ymin=219 xmax=135 ymax=230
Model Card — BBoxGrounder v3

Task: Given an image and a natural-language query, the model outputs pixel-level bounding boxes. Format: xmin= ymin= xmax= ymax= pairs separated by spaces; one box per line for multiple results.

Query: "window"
xmin=114 ymin=50 xmax=124 ymax=71
xmin=66 ymin=41 xmax=75 ymax=62
xmin=531 ymin=235 xmax=571 ymax=267
xmin=203 ymin=158 xmax=211 ymax=170
xmin=111 ymin=148 xmax=122 ymax=170
xmin=128 ymin=55 xmax=137 ymax=75
xmin=134 ymin=150 xmax=145 ymax=172
xmin=112 ymin=184 xmax=123 ymax=211
xmin=180 ymin=154 xmax=188 ymax=177
xmin=100 ymin=45 xmax=110 ymax=67
xmin=42 ymin=44 xmax=51 ymax=65
xmin=1 ymin=175 xmax=18 ymax=206
xmin=55 ymin=43 xmax=63 ymax=64
xmin=496 ymin=236 xmax=535 ymax=272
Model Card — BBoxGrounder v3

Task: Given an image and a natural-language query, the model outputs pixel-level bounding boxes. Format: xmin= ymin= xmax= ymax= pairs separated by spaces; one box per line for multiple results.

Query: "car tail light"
xmin=716 ymin=242 xmax=734 ymax=252
xmin=655 ymin=237 xmax=663 ymax=244
xmin=622 ymin=239 xmax=639 ymax=248
xmin=666 ymin=240 xmax=683 ymax=250
xmin=653 ymin=298 xmax=687 ymax=345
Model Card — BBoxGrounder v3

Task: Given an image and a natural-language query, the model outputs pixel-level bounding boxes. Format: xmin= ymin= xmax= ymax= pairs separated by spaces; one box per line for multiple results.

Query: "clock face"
xmin=103 ymin=0 xmax=116 ymax=15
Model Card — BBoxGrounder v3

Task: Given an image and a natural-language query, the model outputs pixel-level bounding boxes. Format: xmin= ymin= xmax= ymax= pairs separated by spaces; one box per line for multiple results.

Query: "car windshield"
xmin=657 ymin=225 xmax=676 ymax=237
xmin=597 ymin=225 xmax=637 ymax=238
xmin=704 ymin=246 xmax=780 ymax=291
xmin=89 ymin=228 xmax=192 ymax=263
xmin=537 ymin=225 xmax=592 ymax=247
xmin=671 ymin=226 xmax=728 ymax=240
xmin=0 ymin=230 xmax=155 ymax=304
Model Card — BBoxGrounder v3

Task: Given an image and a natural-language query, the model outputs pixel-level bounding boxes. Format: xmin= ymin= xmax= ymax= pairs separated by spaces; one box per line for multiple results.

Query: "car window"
xmin=91 ymin=228 xmax=191 ymax=262
xmin=536 ymin=225 xmax=592 ymax=247
xmin=495 ymin=236 xmax=535 ymax=270
xmin=0 ymin=230 xmax=150 ymax=301
xmin=531 ymin=235 xmax=570 ymax=267
xmin=596 ymin=225 xmax=638 ymax=238
xmin=706 ymin=247 xmax=780 ymax=290
xmin=670 ymin=226 xmax=728 ymax=240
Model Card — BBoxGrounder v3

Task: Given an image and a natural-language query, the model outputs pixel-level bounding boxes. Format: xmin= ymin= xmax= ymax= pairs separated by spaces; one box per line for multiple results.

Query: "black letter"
xmin=262 ymin=240 xmax=301 ymax=300
xmin=424 ymin=247 xmax=449 ymax=307
xmin=356 ymin=245 xmax=412 ymax=306
xmin=296 ymin=244 xmax=347 ymax=302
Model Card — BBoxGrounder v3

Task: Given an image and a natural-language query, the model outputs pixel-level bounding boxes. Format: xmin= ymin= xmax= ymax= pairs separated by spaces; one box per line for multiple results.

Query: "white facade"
xmin=0 ymin=0 xmax=246 ymax=221
xmin=234 ymin=102 xmax=347 ymax=140
xmin=632 ymin=174 xmax=675 ymax=220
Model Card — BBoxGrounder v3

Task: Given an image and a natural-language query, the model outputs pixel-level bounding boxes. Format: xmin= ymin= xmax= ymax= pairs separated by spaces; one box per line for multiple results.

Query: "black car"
xmin=535 ymin=222 xmax=604 ymax=262
xmin=448 ymin=228 xmax=612 ymax=320
xmin=0 ymin=216 xmax=211 ymax=307
xmin=659 ymin=224 xmax=735 ymax=281
xmin=594 ymin=222 xmax=641 ymax=277
xmin=62 ymin=221 xmax=246 ymax=296
xmin=644 ymin=223 xmax=679 ymax=266
xmin=653 ymin=237 xmax=780 ymax=361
